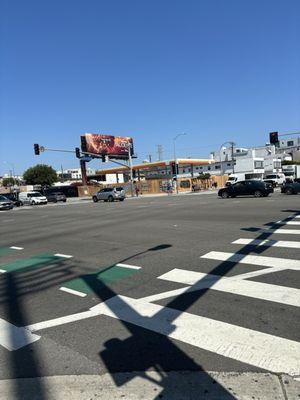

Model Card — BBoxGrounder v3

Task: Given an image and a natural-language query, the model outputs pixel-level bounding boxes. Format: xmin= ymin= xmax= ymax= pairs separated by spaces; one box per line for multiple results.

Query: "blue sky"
xmin=1 ymin=0 xmax=300 ymax=175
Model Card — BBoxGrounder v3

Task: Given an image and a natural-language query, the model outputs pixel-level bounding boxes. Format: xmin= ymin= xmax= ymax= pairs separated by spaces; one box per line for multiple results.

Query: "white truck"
xmin=282 ymin=165 xmax=300 ymax=181
xmin=226 ymin=173 xmax=263 ymax=185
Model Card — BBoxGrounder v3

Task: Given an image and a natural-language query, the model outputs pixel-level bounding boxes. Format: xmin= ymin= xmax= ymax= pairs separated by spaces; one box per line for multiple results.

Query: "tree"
xmin=2 ymin=177 xmax=17 ymax=187
xmin=23 ymin=164 xmax=57 ymax=186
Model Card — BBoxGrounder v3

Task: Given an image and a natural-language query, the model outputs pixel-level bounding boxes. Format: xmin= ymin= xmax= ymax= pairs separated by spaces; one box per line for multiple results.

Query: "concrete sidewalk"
xmin=1 ymin=372 xmax=299 ymax=399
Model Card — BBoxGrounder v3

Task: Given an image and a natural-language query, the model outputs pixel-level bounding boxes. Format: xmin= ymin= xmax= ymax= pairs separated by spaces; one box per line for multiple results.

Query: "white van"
xmin=19 ymin=191 xmax=48 ymax=205
xmin=264 ymin=173 xmax=286 ymax=186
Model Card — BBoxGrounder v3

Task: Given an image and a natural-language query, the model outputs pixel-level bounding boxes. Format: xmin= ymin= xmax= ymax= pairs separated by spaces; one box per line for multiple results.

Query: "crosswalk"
xmin=0 ymin=212 xmax=300 ymax=376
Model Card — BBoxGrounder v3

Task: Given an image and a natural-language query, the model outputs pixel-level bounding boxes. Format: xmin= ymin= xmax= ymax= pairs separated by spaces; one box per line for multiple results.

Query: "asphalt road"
xmin=0 ymin=191 xmax=300 ymax=398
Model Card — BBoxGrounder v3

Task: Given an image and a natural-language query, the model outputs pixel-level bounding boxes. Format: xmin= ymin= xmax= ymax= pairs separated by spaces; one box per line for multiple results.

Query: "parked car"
xmin=0 ymin=195 xmax=14 ymax=210
xmin=93 ymin=187 xmax=125 ymax=202
xmin=281 ymin=180 xmax=300 ymax=195
xmin=218 ymin=180 xmax=273 ymax=198
xmin=0 ymin=192 xmax=23 ymax=207
xmin=45 ymin=192 xmax=67 ymax=203
xmin=264 ymin=173 xmax=286 ymax=186
xmin=19 ymin=191 xmax=48 ymax=205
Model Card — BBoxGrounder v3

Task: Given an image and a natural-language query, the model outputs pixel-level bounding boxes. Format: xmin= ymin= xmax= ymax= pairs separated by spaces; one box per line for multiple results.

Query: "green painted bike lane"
xmin=0 ymin=254 xmax=66 ymax=273
xmin=60 ymin=264 xmax=141 ymax=296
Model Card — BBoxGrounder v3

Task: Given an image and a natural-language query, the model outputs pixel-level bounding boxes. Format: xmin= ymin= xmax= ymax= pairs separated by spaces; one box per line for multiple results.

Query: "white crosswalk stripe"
xmin=232 ymin=238 xmax=300 ymax=248
xmin=201 ymin=251 xmax=300 ymax=270
xmin=154 ymin=268 xmax=300 ymax=307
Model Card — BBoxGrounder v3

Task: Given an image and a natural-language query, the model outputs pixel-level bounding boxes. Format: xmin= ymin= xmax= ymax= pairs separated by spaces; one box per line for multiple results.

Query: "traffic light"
xmin=171 ymin=163 xmax=179 ymax=175
xmin=34 ymin=143 xmax=40 ymax=155
xmin=75 ymin=147 xmax=81 ymax=158
xmin=269 ymin=132 xmax=279 ymax=145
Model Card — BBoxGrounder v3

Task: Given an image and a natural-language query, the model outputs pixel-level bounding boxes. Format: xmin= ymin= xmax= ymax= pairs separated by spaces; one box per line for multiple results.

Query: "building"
xmin=208 ymin=145 xmax=282 ymax=178
xmin=56 ymin=168 xmax=95 ymax=181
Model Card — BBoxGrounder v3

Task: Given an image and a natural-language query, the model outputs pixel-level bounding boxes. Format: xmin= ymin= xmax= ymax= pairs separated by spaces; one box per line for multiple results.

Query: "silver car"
xmin=0 ymin=195 xmax=14 ymax=210
xmin=92 ymin=187 xmax=125 ymax=202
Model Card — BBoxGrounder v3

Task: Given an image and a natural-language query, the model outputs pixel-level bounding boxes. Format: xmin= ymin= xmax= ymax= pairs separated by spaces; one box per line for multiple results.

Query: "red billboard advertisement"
xmin=81 ymin=134 xmax=133 ymax=159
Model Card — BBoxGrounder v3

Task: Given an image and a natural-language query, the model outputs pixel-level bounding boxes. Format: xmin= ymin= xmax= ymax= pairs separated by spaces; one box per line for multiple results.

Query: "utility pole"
xmin=173 ymin=133 xmax=187 ymax=194
xmin=127 ymin=143 xmax=134 ymax=197
xmin=156 ymin=145 xmax=163 ymax=161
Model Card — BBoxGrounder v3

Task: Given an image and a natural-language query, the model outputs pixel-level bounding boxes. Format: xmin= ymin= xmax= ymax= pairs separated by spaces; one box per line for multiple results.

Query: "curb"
xmin=0 ymin=372 xmax=299 ymax=399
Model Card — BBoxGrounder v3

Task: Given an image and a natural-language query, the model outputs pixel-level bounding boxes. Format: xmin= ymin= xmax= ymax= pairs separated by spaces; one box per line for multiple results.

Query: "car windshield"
xmin=0 ymin=195 xmax=9 ymax=201
xmin=115 ymin=187 xmax=124 ymax=191
xmin=28 ymin=192 xmax=43 ymax=197
xmin=52 ymin=192 xmax=64 ymax=196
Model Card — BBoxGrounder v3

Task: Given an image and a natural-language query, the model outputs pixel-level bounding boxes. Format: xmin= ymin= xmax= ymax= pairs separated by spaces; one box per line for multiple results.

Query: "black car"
xmin=218 ymin=180 xmax=273 ymax=199
xmin=0 ymin=192 xmax=23 ymax=207
xmin=45 ymin=192 xmax=67 ymax=203
xmin=281 ymin=181 xmax=300 ymax=195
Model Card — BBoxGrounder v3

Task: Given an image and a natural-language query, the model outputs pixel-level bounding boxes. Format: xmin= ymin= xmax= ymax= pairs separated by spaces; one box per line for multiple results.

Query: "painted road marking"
xmin=0 ymin=254 xmax=66 ymax=273
xmin=54 ymin=253 xmax=73 ymax=258
xmin=60 ymin=264 xmax=141 ymax=296
xmin=201 ymin=251 xmax=300 ymax=270
xmin=264 ymin=228 xmax=300 ymax=235
xmin=0 ymin=318 xmax=40 ymax=351
xmin=229 ymin=267 xmax=283 ymax=280
xmin=23 ymin=294 xmax=300 ymax=375
xmin=154 ymin=268 xmax=300 ymax=307
xmin=59 ymin=287 xmax=87 ymax=297
xmin=0 ymin=246 xmax=23 ymax=256
xmin=0 ymin=269 xmax=6 ymax=273
xmin=116 ymin=263 xmax=141 ymax=270
xmin=91 ymin=296 xmax=300 ymax=376
xmin=272 ymin=221 xmax=300 ymax=226
xmin=232 ymin=238 xmax=300 ymax=249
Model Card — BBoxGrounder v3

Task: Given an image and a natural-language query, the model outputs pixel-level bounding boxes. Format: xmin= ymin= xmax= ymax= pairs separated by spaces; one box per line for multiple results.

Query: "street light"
xmin=173 ymin=133 xmax=187 ymax=194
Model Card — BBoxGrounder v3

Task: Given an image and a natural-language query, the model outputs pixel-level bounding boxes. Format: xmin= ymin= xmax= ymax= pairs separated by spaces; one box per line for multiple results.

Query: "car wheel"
xmin=31 ymin=200 xmax=36 ymax=205
xmin=221 ymin=191 xmax=229 ymax=199
xmin=93 ymin=196 xmax=98 ymax=203
xmin=108 ymin=195 xmax=114 ymax=202
xmin=286 ymin=188 xmax=294 ymax=195
xmin=254 ymin=190 xmax=262 ymax=198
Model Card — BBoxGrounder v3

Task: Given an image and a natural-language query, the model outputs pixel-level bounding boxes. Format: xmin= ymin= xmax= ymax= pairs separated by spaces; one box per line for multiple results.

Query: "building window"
xmin=254 ymin=161 xmax=264 ymax=169
xmin=196 ymin=167 xmax=199 ymax=170
xmin=227 ymin=163 xmax=231 ymax=167
xmin=287 ymin=141 xmax=294 ymax=147
xmin=208 ymin=166 xmax=211 ymax=171
xmin=215 ymin=165 xmax=220 ymax=169
xmin=274 ymin=161 xmax=281 ymax=168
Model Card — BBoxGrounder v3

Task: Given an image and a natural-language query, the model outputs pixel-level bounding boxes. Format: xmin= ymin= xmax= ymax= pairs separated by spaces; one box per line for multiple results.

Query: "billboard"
xmin=81 ymin=134 xmax=133 ymax=159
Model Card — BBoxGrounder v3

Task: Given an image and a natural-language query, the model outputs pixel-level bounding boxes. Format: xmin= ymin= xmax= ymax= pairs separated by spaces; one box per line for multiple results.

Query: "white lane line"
xmin=295 ymin=216 xmax=300 ymax=218
xmin=54 ymin=253 xmax=73 ymax=258
xmin=91 ymin=296 xmax=300 ymax=376
xmin=26 ymin=309 xmax=99 ymax=332
xmin=230 ymin=267 xmax=283 ymax=280
xmin=10 ymin=246 xmax=24 ymax=250
xmin=155 ymin=268 xmax=300 ymax=307
xmin=116 ymin=263 xmax=141 ymax=270
xmin=0 ymin=269 xmax=6 ymax=274
xmin=59 ymin=287 xmax=87 ymax=297
xmin=201 ymin=251 xmax=300 ymax=270
xmin=264 ymin=228 xmax=300 ymax=235
xmin=0 ymin=318 xmax=40 ymax=351
xmin=232 ymin=238 xmax=300 ymax=249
